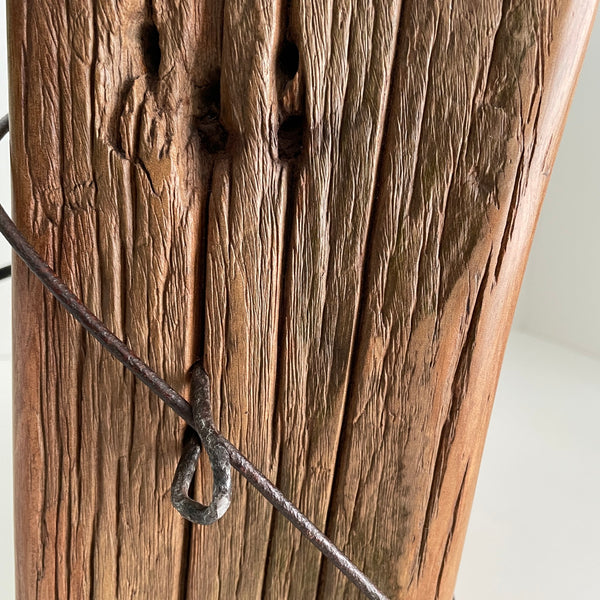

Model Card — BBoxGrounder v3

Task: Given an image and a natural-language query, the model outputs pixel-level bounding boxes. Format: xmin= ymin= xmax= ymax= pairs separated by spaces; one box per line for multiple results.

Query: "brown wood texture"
xmin=9 ymin=1 xmax=597 ymax=599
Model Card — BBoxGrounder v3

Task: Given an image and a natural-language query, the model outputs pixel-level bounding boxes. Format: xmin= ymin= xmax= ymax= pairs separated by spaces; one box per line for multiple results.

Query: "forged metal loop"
xmin=0 ymin=115 xmax=389 ymax=600
xmin=171 ymin=363 xmax=232 ymax=524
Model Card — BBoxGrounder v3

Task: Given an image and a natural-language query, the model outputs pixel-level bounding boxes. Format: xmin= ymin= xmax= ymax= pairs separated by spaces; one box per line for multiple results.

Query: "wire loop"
xmin=171 ymin=362 xmax=232 ymax=524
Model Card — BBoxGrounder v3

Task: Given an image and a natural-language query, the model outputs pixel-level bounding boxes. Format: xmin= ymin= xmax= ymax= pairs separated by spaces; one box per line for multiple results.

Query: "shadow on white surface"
xmin=0 ymin=358 xmax=14 ymax=600
xmin=455 ymin=330 xmax=600 ymax=600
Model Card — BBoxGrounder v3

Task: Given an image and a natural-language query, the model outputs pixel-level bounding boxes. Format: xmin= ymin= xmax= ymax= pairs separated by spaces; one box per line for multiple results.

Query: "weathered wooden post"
xmin=8 ymin=1 xmax=597 ymax=598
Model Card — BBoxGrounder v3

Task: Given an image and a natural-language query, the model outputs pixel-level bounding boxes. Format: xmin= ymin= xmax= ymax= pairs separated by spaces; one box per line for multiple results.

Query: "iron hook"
xmin=171 ymin=362 xmax=232 ymax=525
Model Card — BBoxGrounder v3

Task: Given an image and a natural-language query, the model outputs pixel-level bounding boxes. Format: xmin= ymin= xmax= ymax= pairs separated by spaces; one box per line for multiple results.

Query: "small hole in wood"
xmin=195 ymin=72 xmax=229 ymax=154
xmin=200 ymin=76 xmax=221 ymax=113
xmin=196 ymin=114 xmax=229 ymax=154
xmin=140 ymin=23 xmax=162 ymax=77
xmin=278 ymin=114 xmax=304 ymax=161
xmin=277 ymin=40 xmax=299 ymax=81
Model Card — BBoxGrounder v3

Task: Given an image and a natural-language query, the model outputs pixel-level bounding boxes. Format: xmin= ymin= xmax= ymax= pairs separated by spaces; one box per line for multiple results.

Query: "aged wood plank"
xmin=262 ymin=2 xmax=405 ymax=598
xmin=9 ymin=0 xmax=597 ymax=599
xmin=184 ymin=1 xmax=288 ymax=597
xmin=10 ymin=0 xmax=217 ymax=597
xmin=317 ymin=1 xmax=598 ymax=598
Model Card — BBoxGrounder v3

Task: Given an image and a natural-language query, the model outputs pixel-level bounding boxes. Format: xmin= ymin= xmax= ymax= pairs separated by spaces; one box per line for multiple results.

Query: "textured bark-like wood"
xmin=9 ymin=1 xmax=596 ymax=599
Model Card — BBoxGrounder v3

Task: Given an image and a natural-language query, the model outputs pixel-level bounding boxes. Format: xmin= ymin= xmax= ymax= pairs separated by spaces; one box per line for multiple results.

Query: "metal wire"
xmin=0 ymin=115 xmax=389 ymax=600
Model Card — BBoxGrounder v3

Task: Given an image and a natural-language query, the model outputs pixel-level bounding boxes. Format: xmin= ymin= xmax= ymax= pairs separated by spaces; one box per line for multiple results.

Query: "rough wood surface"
xmin=9 ymin=1 xmax=597 ymax=599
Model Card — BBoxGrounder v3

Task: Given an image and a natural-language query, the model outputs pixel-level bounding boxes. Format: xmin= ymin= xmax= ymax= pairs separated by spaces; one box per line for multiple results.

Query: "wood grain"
xmin=9 ymin=0 xmax=597 ymax=598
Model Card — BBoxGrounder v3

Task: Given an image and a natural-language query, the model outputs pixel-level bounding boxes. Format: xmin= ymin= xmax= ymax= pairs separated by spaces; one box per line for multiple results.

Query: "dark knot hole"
xmin=140 ymin=22 xmax=162 ymax=77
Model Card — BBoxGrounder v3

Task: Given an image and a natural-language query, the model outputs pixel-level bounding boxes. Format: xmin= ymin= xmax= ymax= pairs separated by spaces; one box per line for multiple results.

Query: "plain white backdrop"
xmin=0 ymin=6 xmax=598 ymax=600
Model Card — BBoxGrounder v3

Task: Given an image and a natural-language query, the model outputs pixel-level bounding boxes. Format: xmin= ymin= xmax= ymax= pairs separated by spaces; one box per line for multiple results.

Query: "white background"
xmin=0 ymin=6 xmax=598 ymax=600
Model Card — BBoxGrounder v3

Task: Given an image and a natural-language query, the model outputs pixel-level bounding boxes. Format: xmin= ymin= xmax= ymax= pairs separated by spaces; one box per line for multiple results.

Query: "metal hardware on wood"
xmin=0 ymin=115 xmax=388 ymax=600
xmin=171 ymin=362 xmax=232 ymax=525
